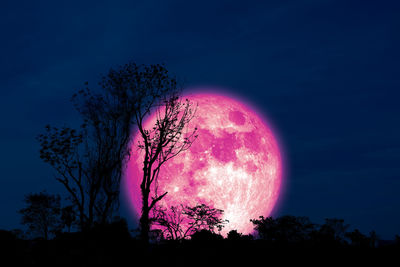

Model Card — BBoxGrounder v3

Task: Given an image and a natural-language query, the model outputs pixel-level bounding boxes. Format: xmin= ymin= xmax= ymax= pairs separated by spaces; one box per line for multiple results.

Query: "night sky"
xmin=1 ymin=0 xmax=400 ymax=239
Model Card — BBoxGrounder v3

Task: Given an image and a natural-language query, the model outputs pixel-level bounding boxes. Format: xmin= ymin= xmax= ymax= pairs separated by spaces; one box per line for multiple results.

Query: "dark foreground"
xmin=1 ymin=227 xmax=399 ymax=265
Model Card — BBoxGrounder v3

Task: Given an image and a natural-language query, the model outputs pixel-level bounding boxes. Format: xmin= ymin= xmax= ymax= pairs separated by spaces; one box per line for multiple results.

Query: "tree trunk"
xmin=78 ymin=206 xmax=86 ymax=231
xmin=44 ymin=225 xmax=48 ymax=240
xmin=140 ymin=192 xmax=150 ymax=245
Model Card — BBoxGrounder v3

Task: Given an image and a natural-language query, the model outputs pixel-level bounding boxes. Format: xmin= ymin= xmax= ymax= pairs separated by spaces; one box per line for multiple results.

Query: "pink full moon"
xmin=124 ymin=92 xmax=283 ymax=235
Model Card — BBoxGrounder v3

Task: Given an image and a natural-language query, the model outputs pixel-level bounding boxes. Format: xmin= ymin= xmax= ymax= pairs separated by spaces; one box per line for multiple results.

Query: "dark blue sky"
xmin=1 ymin=0 xmax=400 ymax=238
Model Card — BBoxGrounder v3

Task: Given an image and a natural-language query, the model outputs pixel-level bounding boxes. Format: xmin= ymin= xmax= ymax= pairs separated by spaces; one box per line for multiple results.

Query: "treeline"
xmin=1 ymin=215 xmax=400 ymax=264
xmin=16 ymin=191 xmax=396 ymax=249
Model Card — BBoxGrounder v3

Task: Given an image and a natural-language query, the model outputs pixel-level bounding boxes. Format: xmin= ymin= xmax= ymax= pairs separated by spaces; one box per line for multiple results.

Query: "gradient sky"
xmin=1 ymin=0 xmax=400 ymax=239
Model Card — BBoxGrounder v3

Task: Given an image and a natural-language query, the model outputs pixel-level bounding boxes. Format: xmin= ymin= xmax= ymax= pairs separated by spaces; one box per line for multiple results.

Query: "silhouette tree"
xmin=38 ymin=126 xmax=87 ymax=229
xmin=181 ymin=204 xmax=228 ymax=238
xmin=132 ymin=89 xmax=198 ymax=243
xmin=306 ymin=218 xmax=351 ymax=247
xmin=227 ymin=229 xmax=243 ymax=240
xmin=151 ymin=205 xmax=186 ymax=240
xmin=61 ymin=205 xmax=76 ymax=232
xmin=38 ymin=63 xmax=181 ymax=231
xmin=226 ymin=229 xmax=253 ymax=241
xmin=38 ymin=79 xmax=136 ymax=229
xmin=70 ymin=82 xmax=135 ymax=226
xmin=320 ymin=218 xmax=350 ymax=243
xmin=250 ymin=216 xmax=275 ymax=241
xmin=395 ymin=234 xmax=400 ymax=246
xmin=369 ymin=230 xmax=378 ymax=248
xmin=251 ymin=215 xmax=314 ymax=244
xmin=19 ymin=191 xmax=61 ymax=240
xmin=190 ymin=229 xmax=224 ymax=242
xmin=346 ymin=229 xmax=369 ymax=247
xmin=250 ymin=215 xmax=315 ymax=246
xmin=151 ymin=204 xmax=228 ymax=240
xmin=275 ymin=216 xmax=314 ymax=243
xmin=37 ymin=101 xmax=133 ymax=229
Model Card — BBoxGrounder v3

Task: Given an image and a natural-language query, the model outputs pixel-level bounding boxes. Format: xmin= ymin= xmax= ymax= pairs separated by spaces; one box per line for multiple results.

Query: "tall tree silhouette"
xmin=38 ymin=63 xmax=181 ymax=231
xmin=135 ymin=92 xmax=198 ymax=244
xmin=38 ymin=87 xmax=134 ymax=229
xmin=93 ymin=63 xmax=198 ymax=243
xmin=19 ymin=191 xmax=61 ymax=240
xmin=38 ymin=126 xmax=87 ymax=229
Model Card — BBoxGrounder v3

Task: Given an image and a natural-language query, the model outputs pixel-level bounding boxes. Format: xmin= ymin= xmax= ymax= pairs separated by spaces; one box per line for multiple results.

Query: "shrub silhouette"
xmin=190 ymin=229 xmax=223 ymax=242
xmin=151 ymin=204 xmax=228 ymax=240
xmin=19 ymin=191 xmax=61 ymax=240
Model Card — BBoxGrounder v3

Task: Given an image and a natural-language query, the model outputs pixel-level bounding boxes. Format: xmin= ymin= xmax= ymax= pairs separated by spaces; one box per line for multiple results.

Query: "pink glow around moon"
xmin=124 ymin=92 xmax=282 ymax=235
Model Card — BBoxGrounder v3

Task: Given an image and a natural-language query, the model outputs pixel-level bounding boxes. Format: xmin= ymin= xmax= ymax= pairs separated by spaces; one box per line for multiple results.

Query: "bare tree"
xmin=38 ymin=63 xmax=163 ymax=230
xmin=38 ymin=62 xmax=193 ymax=237
xmin=135 ymin=92 xmax=198 ymax=244
xmin=38 ymin=126 xmax=87 ymax=229
xmin=37 ymin=86 xmax=134 ymax=230
xmin=151 ymin=204 xmax=228 ymax=240
xmin=19 ymin=191 xmax=61 ymax=240
xmin=91 ymin=63 xmax=198 ymax=243
xmin=70 ymin=83 xmax=135 ymax=226
xmin=151 ymin=205 xmax=186 ymax=240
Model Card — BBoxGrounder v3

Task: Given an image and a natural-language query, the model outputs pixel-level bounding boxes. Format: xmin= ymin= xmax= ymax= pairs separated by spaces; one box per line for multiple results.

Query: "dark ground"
xmin=0 ymin=225 xmax=398 ymax=265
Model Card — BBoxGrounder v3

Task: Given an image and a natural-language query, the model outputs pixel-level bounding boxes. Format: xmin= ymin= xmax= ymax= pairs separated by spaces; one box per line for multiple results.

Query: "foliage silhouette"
xmin=227 ymin=229 xmax=253 ymax=241
xmin=37 ymin=63 xmax=191 ymax=232
xmin=346 ymin=229 xmax=370 ymax=247
xmin=150 ymin=205 xmax=185 ymax=240
xmin=250 ymin=215 xmax=378 ymax=249
xmin=369 ymin=230 xmax=378 ymax=248
xmin=151 ymin=204 xmax=228 ymax=240
xmin=19 ymin=191 xmax=61 ymax=240
xmin=60 ymin=206 xmax=76 ymax=233
xmin=251 ymin=215 xmax=315 ymax=245
xmin=190 ymin=229 xmax=224 ymax=242
xmin=37 ymin=74 xmax=136 ymax=230
xmin=227 ymin=229 xmax=242 ymax=240
xmin=321 ymin=218 xmax=350 ymax=243
xmin=182 ymin=204 xmax=228 ymax=236
xmin=1 ymin=213 xmax=400 ymax=264
xmin=24 ymin=60 xmax=400 ymax=263
xmin=116 ymin=64 xmax=199 ymax=244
